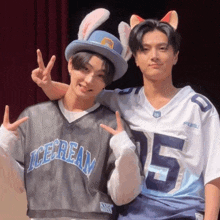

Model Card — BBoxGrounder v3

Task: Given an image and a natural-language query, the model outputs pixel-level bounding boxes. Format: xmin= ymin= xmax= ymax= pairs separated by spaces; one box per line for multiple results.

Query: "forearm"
xmin=41 ymin=81 xmax=69 ymax=100
xmin=107 ymin=131 xmax=142 ymax=206
xmin=0 ymin=125 xmax=24 ymax=181
xmin=204 ymin=178 xmax=220 ymax=220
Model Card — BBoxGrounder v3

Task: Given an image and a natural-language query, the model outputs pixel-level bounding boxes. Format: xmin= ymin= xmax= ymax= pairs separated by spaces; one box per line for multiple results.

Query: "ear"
xmin=78 ymin=8 xmax=110 ymax=40
xmin=161 ymin=10 xmax=178 ymax=30
xmin=173 ymin=51 xmax=179 ymax=65
xmin=130 ymin=10 xmax=179 ymax=30
xmin=118 ymin=21 xmax=132 ymax=61
xmin=130 ymin=14 xmax=144 ymax=29
xmin=68 ymin=58 xmax=73 ymax=74
xmin=133 ymin=55 xmax=139 ymax=67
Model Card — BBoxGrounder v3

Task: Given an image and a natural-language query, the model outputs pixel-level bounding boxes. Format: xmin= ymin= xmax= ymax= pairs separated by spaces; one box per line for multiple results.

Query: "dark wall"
xmin=0 ymin=0 xmax=69 ymax=122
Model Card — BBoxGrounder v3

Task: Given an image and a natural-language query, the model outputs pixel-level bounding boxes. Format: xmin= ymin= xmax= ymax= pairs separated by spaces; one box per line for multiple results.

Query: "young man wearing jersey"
xmin=0 ymin=25 xmax=142 ymax=219
xmin=31 ymin=11 xmax=220 ymax=219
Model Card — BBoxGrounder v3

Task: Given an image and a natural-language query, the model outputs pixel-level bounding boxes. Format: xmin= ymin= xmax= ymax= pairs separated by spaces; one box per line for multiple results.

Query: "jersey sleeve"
xmin=202 ymin=111 xmax=220 ymax=185
xmin=107 ymin=123 xmax=142 ymax=206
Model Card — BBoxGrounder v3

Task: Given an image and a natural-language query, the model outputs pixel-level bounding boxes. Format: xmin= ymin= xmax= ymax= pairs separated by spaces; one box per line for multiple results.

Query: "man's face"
xmin=68 ymin=55 xmax=106 ymax=102
xmin=134 ymin=30 xmax=179 ymax=82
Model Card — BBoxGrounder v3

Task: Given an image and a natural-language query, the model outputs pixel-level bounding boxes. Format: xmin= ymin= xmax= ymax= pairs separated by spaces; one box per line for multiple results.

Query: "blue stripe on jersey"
xmin=118 ymin=173 xmax=204 ymax=219
xmin=143 ymin=171 xmax=204 ymax=199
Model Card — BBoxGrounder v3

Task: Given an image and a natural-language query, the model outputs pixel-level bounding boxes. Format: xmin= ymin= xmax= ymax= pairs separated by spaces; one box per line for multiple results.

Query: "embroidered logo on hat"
xmin=101 ymin=37 xmax=114 ymax=49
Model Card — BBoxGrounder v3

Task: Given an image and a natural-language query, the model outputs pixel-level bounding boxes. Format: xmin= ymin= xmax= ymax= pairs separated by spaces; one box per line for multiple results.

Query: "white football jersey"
xmin=98 ymin=86 xmax=220 ymax=219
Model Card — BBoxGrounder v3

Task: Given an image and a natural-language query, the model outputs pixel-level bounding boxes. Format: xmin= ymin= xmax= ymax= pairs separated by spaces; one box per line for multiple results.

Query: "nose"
xmin=150 ymin=48 xmax=159 ymax=61
xmin=84 ymin=73 xmax=95 ymax=84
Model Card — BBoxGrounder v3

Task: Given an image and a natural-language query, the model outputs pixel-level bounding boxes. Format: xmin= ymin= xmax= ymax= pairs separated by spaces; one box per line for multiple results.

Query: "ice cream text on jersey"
xmin=27 ymin=139 xmax=96 ymax=177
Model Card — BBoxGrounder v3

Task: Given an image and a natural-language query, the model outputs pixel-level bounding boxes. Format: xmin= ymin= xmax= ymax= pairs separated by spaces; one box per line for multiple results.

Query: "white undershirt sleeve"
xmin=107 ymin=131 xmax=142 ymax=206
xmin=0 ymin=125 xmax=24 ymax=186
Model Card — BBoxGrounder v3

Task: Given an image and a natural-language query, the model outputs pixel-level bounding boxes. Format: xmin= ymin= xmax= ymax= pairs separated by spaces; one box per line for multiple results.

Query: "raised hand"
xmin=100 ymin=111 xmax=124 ymax=135
xmin=3 ymin=105 xmax=28 ymax=136
xmin=31 ymin=49 xmax=56 ymax=88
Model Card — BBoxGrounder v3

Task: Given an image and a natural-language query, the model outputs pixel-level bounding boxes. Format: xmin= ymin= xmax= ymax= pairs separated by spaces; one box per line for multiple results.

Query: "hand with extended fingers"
xmin=31 ymin=49 xmax=56 ymax=88
xmin=3 ymin=105 xmax=28 ymax=136
xmin=100 ymin=111 xmax=124 ymax=135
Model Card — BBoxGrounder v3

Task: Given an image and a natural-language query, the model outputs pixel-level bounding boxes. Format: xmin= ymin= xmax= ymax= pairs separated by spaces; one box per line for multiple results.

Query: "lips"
xmin=79 ymin=84 xmax=92 ymax=92
xmin=149 ymin=63 xmax=162 ymax=69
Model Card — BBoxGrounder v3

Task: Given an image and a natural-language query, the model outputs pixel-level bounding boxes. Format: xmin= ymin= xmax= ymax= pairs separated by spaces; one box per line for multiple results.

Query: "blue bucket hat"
xmin=65 ymin=30 xmax=128 ymax=81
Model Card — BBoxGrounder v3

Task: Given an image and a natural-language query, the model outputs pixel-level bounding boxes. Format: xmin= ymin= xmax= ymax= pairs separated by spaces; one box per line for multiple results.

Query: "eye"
xmin=81 ymin=66 xmax=90 ymax=73
xmin=160 ymin=45 xmax=168 ymax=51
xmin=143 ymin=47 xmax=149 ymax=52
xmin=98 ymin=74 xmax=105 ymax=79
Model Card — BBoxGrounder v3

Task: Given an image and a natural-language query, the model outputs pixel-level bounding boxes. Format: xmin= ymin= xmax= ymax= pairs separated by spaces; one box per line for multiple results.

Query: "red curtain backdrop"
xmin=0 ymin=0 xmax=69 ymax=123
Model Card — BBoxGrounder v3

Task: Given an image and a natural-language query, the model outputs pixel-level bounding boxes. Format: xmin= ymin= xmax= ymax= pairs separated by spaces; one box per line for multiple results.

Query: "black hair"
xmin=70 ymin=51 xmax=115 ymax=86
xmin=129 ymin=19 xmax=181 ymax=56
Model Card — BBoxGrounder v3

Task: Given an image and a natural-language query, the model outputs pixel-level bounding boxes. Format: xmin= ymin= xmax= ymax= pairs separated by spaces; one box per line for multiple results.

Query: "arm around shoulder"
xmin=41 ymin=81 xmax=69 ymax=100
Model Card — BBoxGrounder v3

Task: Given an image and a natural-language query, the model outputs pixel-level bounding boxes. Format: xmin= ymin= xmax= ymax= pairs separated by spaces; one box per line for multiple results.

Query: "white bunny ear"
xmin=78 ymin=8 xmax=110 ymax=40
xmin=118 ymin=22 xmax=132 ymax=61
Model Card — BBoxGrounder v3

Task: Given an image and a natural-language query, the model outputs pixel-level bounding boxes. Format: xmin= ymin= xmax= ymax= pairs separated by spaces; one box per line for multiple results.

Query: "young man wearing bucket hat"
xmin=0 ymin=8 xmax=142 ymax=220
xmin=32 ymin=10 xmax=220 ymax=220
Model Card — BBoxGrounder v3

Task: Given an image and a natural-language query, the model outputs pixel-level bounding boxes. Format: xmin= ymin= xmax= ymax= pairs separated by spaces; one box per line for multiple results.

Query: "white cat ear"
xmin=118 ymin=21 xmax=132 ymax=61
xmin=78 ymin=8 xmax=110 ymax=40
xmin=161 ymin=10 xmax=178 ymax=30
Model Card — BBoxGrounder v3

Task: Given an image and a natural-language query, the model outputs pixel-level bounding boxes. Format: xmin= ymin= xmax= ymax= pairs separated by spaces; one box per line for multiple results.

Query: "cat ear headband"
xmin=65 ymin=8 xmax=132 ymax=81
xmin=130 ymin=10 xmax=178 ymax=30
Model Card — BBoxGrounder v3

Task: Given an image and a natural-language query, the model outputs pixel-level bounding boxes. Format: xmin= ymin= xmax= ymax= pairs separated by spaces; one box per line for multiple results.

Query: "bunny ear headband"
xmin=130 ymin=10 xmax=178 ymax=30
xmin=65 ymin=8 xmax=132 ymax=81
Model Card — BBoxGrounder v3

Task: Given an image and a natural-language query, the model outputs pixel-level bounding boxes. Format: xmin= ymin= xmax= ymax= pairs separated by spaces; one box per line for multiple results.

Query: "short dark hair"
xmin=129 ymin=19 xmax=181 ymax=56
xmin=70 ymin=51 xmax=115 ymax=86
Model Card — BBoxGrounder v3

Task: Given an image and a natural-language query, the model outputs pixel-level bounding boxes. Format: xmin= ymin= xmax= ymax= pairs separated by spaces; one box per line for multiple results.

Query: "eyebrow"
xmin=86 ymin=62 xmax=106 ymax=73
xmin=142 ymin=42 xmax=169 ymax=47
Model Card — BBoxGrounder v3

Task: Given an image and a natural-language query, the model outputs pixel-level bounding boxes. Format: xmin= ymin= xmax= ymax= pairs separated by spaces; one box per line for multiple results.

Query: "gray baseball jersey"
xmin=6 ymin=100 xmax=140 ymax=219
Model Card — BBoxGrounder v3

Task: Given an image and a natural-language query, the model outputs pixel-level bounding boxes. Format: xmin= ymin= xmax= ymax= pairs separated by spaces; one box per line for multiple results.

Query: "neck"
xmin=63 ymin=89 xmax=95 ymax=112
xmin=143 ymin=75 xmax=179 ymax=109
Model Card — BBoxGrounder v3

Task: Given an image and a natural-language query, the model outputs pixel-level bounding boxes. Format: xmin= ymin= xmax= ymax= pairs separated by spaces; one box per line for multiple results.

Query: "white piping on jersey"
xmin=137 ymin=86 xmax=194 ymax=117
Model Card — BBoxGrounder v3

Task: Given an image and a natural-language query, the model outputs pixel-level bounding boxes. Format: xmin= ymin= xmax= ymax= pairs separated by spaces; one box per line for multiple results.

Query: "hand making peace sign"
xmin=31 ymin=49 xmax=56 ymax=88
xmin=100 ymin=111 xmax=124 ymax=135
xmin=3 ymin=105 xmax=28 ymax=136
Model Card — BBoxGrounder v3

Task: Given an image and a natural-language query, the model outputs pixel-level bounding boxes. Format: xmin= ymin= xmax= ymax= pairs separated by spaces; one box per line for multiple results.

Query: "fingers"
xmin=100 ymin=123 xmax=116 ymax=135
xmin=11 ymin=117 xmax=29 ymax=130
xmin=100 ymin=111 xmax=124 ymax=136
xmin=3 ymin=105 xmax=10 ymax=126
xmin=31 ymin=68 xmax=42 ymax=85
xmin=37 ymin=49 xmax=56 ymax=78
xmin=45 ymin=55 xmax=56 ymax=74
xmin=37 ymin=49 xmax=56 ymax=72
xmin=3 ymin=105 xmax=28 ymax=131
xmin=37 ymin=49 xmax=45 ymax=70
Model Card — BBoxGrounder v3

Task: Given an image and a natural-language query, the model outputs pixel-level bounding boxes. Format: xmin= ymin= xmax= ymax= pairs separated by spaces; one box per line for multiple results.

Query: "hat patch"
xmin=101 ymin=37 xmax=114 ymax=49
